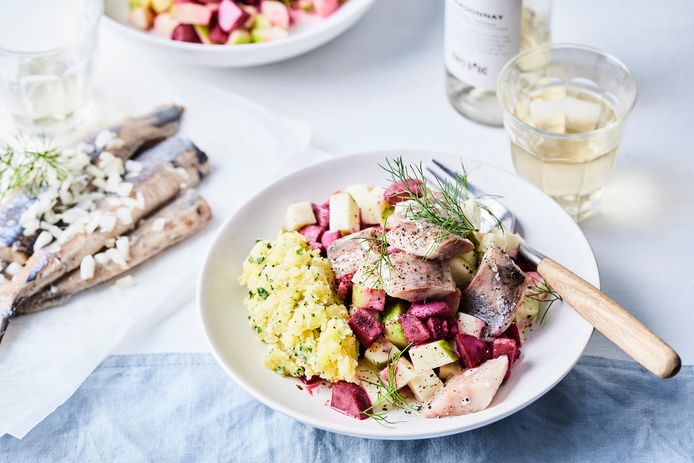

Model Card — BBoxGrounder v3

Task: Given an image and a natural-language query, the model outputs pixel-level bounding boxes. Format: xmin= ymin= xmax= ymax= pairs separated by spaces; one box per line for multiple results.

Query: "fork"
xmin=427 ymin=159 xmax=681 ymax=379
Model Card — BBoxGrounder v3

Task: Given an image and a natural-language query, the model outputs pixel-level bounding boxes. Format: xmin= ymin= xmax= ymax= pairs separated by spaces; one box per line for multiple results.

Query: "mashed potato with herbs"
xmin=238 ymin=232 xmax=358 ymax=381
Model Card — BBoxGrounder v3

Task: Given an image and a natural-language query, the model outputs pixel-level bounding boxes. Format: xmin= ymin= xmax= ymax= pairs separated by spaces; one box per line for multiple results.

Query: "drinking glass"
xmin=497 ymin=44 xmax=637 ymax=221
xmin=0 ymin=0 xmax=102 ymax=135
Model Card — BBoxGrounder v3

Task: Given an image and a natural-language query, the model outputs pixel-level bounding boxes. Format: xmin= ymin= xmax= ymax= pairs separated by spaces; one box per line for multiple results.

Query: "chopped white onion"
xmin=116 ymin=207 xmax=133 ymax=225
xmin=115 ymin=236 xmax=130 ymax=263
xmin=136 ymin=192 xmax=146 ymax=210
xmin=94 ymin=130 xmax=124 ymax=151
xmin=6 ymin=262 xmax=23 ymax=276
xmin=33 ymin=231 xmax=54 ymax=251
xmin=99 ymin=214 xmax=117 ymax=233
xmin=80 ymin=255 xmax=96 ymax=280
xmin=46 ymin=243 xmax=61 ymax=253
xmin=94 ymin=252 xmax=109 ymax=265
xmin=106 ymin=248 xmax=127 ymax=268
xmin=125 ymin=160 xmax=143 ymax=178
xmin=117 ymin=182 xmax=133 ymax=197
xmin=113 ymin=275 xmax=134 ymax=290
xmin=151 ymin=218 xmax=166 ymax=232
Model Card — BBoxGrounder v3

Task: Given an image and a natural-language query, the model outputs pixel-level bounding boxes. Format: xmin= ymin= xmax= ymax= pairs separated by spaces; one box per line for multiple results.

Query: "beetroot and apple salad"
xmin=277 ymin=158 xmax=560 ymax=423
xmin=127 ymin=0 xmax=346 ymax=46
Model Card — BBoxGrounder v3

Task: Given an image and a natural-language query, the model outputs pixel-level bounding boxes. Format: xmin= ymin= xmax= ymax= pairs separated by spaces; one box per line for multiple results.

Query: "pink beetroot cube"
xmin=409 ymin=300 xmax=453 ymax=319
xmin=455 ymin=333 xmax=490 ymax=368
xmin=312 ymin=202 xmax=330 ymax=228
xmin=399 ymin=313 xmax=431 ymax=345
xmin=299 ymin=224 xmax=325 ymax=243
xmin=348 ymin=309 xmax=383 ymax=347
xmin=330 ymin=381 xmax=371 ymax=420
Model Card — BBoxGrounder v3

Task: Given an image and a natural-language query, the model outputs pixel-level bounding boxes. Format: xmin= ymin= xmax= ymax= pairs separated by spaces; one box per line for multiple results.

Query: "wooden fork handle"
xmin=537 ymin=258 xmax=681 ymax=378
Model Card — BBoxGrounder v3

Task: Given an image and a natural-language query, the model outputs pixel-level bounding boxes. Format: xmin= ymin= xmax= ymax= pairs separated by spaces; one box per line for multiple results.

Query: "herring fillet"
xmin=0 ymin=137 xmax=209 ymax=340
xmin=0 ymin=104 xmax=185 ymax=264
xmin=16 ymin=189 xmax=212 ymax=315
xmin=82 ymin=104 xmax=185 ymax=161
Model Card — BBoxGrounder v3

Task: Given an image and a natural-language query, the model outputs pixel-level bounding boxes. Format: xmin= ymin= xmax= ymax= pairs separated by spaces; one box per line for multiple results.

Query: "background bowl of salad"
xmin=103 ymin=0 xmax=375 ymax=67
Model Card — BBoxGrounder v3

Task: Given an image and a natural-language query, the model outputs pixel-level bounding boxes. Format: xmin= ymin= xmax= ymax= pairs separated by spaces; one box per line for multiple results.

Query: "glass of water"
xmin=497 ymin=45 xmax=637 ymax=222
xmin=0 ymin=0 xmax=102 ymax=135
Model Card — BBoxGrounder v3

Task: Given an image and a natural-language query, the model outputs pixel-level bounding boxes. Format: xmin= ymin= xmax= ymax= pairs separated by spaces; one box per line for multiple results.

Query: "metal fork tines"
xmin=425 ymin=159 xmax=516 ymax=234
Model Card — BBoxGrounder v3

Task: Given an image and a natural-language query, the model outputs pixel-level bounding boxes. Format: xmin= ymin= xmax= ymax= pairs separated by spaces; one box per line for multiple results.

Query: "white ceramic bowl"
xmin=103 ymin=0 xmax=375 ymax=67
xmin=197 ymin=151 xmax=597 ymax=439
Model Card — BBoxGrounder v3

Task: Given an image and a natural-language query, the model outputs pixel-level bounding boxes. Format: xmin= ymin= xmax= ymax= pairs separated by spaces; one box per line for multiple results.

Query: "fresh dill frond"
xmin=360 ymin=344 xmax=418 ymax=426
xmin=527 ymin=280 xmax=562 ymax=324
xmin=379 ymin=157 xmax=504 ymax=253
xmin=351 ymin=221 xmax=395 ymax=288
xmin=0 ymin=141 xmax=67 ymax=198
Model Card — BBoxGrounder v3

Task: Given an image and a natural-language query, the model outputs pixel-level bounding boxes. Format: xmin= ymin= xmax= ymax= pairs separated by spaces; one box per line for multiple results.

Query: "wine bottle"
xmin=445 ymin=0 xmax=551 ymax=126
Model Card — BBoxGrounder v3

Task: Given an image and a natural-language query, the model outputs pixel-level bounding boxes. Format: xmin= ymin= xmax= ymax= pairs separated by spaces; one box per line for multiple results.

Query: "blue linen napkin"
xmin=1 ymin=354 xmax=691 ymax=462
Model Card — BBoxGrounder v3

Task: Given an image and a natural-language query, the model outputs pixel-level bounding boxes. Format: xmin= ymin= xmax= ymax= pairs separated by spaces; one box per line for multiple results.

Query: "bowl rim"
xmin=196 ymin=149 xmax=598 ymax=439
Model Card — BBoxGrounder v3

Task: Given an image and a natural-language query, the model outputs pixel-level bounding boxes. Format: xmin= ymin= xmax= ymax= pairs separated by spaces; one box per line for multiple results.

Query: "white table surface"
xmin=105 ymin=0 xmax=694 ymax=364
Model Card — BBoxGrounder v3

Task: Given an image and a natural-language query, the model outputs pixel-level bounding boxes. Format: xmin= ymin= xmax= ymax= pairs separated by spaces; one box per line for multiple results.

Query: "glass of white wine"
xmin=497 ymin=44 xmax=637 ymax=221
xmin=0 ymin=0 xmax=102 ymax=136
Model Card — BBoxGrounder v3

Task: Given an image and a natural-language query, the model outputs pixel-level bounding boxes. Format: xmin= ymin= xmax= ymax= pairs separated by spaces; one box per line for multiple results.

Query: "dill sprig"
xmin=0 ymin=142 xmax=67 ymax=198
xmin=379 ymin=157 xmax=503 ymax=254
xmin=360 ymin=345 xmax=418 ymax=426
xmin=351 ymin=220 xmax=395 ymax=289
xmin=526 ymin=280 xmax=562 ymax=324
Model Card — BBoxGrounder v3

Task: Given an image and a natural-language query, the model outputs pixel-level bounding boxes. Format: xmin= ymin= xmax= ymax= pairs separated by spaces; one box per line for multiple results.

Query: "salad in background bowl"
xmin=126 ymin=0 xmax=346 ymax=45
xmin=104 ymin=0 xmax=375 ymax=66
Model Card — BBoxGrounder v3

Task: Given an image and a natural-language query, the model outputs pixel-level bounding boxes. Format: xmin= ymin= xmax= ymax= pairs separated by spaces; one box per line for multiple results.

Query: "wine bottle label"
xmin=445 ymin=0 xmax=522 ymax=91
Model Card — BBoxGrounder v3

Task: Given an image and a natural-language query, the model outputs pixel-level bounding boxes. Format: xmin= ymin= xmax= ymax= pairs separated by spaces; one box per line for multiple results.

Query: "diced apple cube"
xmin=261 ymin=0 xmax=290 ymax=30
xmin=129 ymin=7 xmax=155 ymax=30
xmin=345 ymin=184 xmax=371 ymax=204
xmin=515 ymin=296 xmax=541 ymax=336
xmin=171 ymin=2 xmax=213 ymax=25
xmin=379 ymin=357 xmax=417 ymax=390
xmin=329 ymin=192 xmax=360 ymax=235
xmin=438 ymin=361 xmax=463 ymax=380
xmin=382 ymin=301 xmax=409 ymax=349
xmin=478 ymin=229 xmax=522 ymax=258
xmin=153 ymin=12 xmax=180 ymax=37
xmin=355 ymin=359 xmax=384 ymax=407
xmin=364 ymin=338 xmax=401 ymax=369
xmin=461 ymin=199 xmax=481 ymax=229
xmin=450 ymin=255 xmax=476 ymax=288
xmin=456 ymin=312 xmax=486 ymax=338
xmin=227 ymin=29 xmax=252 ymax=44
xmin=251 ymin=25 xmax=288 ymax=42
xmin=409 ymin=339 xmax=459 ymax=373
xmin=284 ymin=201 xmax=316 ymax=231
xmin=345 ymin=184 xmax=387 ymax=226
xmin=152 ymin=0 xmax=172 ymax=14
xmin=219 ymin=0 xmax=248 ymax=32
xmin=352 ymin=284 xmax=386 ymax=311
xmin=408 ymin=370 xmax=443 ymax=402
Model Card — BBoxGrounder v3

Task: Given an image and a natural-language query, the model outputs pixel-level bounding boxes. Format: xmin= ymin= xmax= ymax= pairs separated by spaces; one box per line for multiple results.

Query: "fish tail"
xmin=0 ymin=314 xmax=11 ymax=344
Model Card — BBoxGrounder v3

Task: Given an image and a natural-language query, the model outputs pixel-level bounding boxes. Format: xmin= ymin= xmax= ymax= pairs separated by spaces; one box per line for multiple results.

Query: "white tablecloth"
xmin=102 ymin=0 xmax=693 ymax=363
